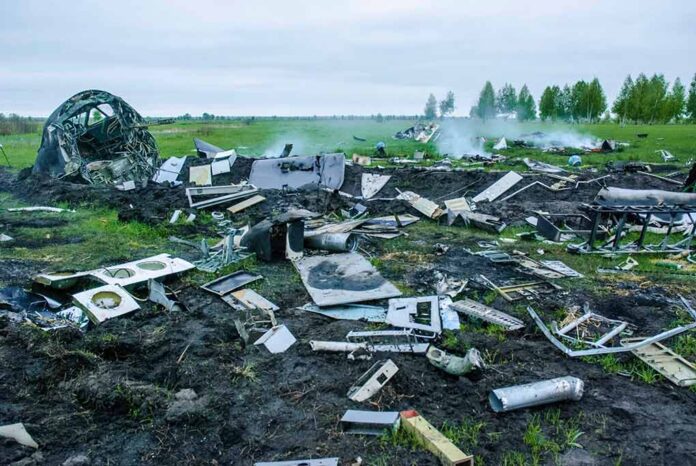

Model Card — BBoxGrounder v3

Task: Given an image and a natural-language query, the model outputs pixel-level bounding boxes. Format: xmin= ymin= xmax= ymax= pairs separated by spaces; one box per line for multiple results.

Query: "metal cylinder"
xmin=597 ymin=187 xmax=696 ymax=207
xmin=304 ymin=233 xmax=359 ymax=252
xmin=489 ymin=376 xmax=584 ymax=413
xmin=309 ymin=341 xmax=366 ymax=352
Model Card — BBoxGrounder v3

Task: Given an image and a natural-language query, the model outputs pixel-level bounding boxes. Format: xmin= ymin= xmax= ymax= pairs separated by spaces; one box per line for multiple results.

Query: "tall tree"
xmin=475 ymin=82 xmax=497 ymax=120
xmin=587 ymin=78 xmax=607 ymax=121
xmin=539 ymin=86 xmax=559 ymax=121
xmin=516 ymin=85 xmax=536 ymax=121
xmin=439 ymin=91 xmax=456 ymax=118
xmin=647 ymin=74 xmax=668 ymax=123
xmin=558 ymin=85 xmax=573 ymax=121
xmin=496 ymin=83 xmax=517 ymax=113
xmin=668 ymin=78 xmax=686 ymax=121
xmin=570 ymin=81 xmax=588 ymax=121
xmin=612 ymin=75 xmax=634 ymax=123
xmin=424 ymin=93 xmax=438 ymax=119
xmin=687 ymin=74 xmax=696 ymax=121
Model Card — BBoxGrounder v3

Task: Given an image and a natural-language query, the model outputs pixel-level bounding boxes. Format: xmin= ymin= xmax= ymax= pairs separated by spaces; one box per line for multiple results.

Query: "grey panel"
xmin=294 ymin=253 xmax=401 ymax=306
xmin=249 ymin=154 xmax=345 ymax=190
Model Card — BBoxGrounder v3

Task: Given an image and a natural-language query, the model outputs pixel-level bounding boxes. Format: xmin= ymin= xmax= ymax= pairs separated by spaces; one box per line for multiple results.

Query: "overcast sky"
xmin=2 ymin=0 xmax=695 ymax=117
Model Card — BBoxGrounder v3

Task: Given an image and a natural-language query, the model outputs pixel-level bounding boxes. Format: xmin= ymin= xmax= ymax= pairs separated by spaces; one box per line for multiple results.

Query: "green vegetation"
xmin=1 ymin=117 xmax=696 ymax=172
xmin=500 ymin=410 xmax=585 ymax=466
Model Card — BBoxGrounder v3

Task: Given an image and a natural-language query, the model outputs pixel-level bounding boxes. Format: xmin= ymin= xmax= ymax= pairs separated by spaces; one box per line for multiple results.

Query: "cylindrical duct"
xmin=489 ymin=376 xmax=584 ymax=413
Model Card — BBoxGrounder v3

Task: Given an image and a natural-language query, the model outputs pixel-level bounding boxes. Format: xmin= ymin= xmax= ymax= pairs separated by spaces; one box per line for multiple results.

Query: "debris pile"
xmin=2 ymin=112 xmax=696 ymax=464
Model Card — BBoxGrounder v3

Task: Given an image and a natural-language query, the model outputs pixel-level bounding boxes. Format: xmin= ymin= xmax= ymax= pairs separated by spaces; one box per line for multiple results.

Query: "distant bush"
xmin=0 ymin=113 xmax=41 ymax=135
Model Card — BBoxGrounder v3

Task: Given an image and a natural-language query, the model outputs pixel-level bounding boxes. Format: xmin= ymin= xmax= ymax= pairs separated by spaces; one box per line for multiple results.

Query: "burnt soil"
xmin=1 ymin=162 xmax=696 ymax=465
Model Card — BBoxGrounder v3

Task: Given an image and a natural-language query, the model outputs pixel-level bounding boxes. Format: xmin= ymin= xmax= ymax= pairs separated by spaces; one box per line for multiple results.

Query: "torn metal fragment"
xmin=340 ymin=410 xmax=400 ymax=436
xmin=450 ymin=298 xmax=524 ymax=331
xmin=148 ymin=279 xmax=182 ymax=312
xmin=201 ymin=271 xmax=262 ymax=297
xmin=397 ymin=190 xmax=443 ymax=219
xmin=249 ymin=153 xmax=345 ymax=190
xmin=347 ymin=359 xmax=399 ymax=402
xmin=255 ymin=459 xmax=339 ymax=466
xmin=472 ymin=171 xmax=523 ymax=203
xmin=528 ymin=304 xmax=696 ymax=357
xmin=169 ymin=210 xmax=182 ymax=224
xmin=253 ymin=325 xmax=296 ymax=353
xmin=153 ymin=156 xmax=187 ymax=184
xmin=0 ymin=423 xmax=38 ymax=449
xmin=621 ymin=338 xmax=696 ymax=387
xmin=479 ymin=275 xmax=560 ymax=302
xmin=443 ymin=197 xmax=471 ymax=220
xmin=451 ymin=211 xmax=506 ymax=233
xmin=361 ymin=173 xmax=391 ymax=199
xmin=186 ymin=184 xmax=258 ymax=209
xmin=299 ymin=303 xmax=386 ymax=322
xmin=226 ymin=194 xmax=266 ymax=214
xmin=386 ymin=296 xmax=442 ymax=337
xmin=426 ymin=346 xmax=485 ymax=376
xmin=346 ymin=330 xmax=429 ymax=353
xmin=228 ymin=288 xmax=279 ymax=311
xmin=539 ymin=260 xmax=583 ymax=278
xmin=293 ymin=253 xmax=401 ymax=306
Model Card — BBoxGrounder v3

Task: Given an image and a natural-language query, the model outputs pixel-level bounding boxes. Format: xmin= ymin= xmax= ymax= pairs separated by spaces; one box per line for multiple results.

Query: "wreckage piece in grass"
xmin=248 ymin=153 xmax=345 ymax=190
xmin=33 ymin=89 xmax=162 ymax=187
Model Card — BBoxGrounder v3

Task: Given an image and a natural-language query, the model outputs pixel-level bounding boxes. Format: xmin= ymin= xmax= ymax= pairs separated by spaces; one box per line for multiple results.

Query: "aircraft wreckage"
xmin=32 ymin=89 xmax=162 ymax=187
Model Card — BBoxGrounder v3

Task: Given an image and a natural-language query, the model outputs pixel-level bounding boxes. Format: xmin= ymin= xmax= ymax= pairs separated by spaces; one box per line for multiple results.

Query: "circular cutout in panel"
xmin=136 ymin=261 xmax=167 ymax=271
xmin=104 ymin=267 xmax=135 ymax=279
xmin=92 ymin=291 xmax=122 ymax=309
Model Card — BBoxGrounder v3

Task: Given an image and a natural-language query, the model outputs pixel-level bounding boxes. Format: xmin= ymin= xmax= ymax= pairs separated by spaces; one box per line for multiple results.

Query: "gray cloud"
xmin=1 ymin=0 xmax=695 ymax=116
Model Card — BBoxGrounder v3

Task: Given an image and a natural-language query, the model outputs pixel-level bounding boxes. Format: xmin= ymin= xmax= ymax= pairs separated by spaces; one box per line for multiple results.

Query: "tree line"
xmin=470 ymin=82 xmax=537 ymax=121
xmin=0 ymin=113 xmax=41 ymax=136
xmin=424 ymin=73 xmax=696 ymax=123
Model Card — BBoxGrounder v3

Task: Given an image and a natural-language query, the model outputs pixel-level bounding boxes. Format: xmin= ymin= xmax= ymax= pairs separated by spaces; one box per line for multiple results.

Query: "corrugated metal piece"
xmin=472 ymin=171 xmax=523 ymax=203
xmin=622 ymin=338 xmax=696 ymax=387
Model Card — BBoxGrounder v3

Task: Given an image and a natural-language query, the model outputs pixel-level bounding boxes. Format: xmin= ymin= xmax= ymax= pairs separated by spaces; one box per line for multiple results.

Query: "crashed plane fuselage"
xmin=33 ymin=89 xmax=159 ymax=186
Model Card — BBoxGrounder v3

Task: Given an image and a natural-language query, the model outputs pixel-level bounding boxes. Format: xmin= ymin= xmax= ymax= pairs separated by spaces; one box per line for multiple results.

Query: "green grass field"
xmin=1 ymin=118 xmax=695 ymax=170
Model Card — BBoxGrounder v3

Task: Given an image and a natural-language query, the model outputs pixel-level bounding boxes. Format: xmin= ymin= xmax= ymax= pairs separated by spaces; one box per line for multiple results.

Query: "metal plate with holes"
xmin=347 ymin=359 xmax=399 ymax=402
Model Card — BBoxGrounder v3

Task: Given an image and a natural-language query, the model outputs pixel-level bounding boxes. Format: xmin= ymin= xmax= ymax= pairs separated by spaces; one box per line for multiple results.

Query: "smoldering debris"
xmin=2 ymin=121 xmax=696 ymax=466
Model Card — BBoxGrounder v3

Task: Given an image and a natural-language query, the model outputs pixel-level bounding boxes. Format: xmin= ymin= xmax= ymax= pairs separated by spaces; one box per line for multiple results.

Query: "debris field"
xmin=1 ymin=92 xmax=696 ymax=466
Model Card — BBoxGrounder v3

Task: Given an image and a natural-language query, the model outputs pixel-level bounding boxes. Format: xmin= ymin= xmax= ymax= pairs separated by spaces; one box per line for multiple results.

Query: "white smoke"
xmin=520 ymin=131 xmax=598 ymax=150
xmin=435 ymin=119 xmax=490 ymax=159
xmin=261 ymin=134 xmax=313 ymax=158
xmin=435 ymin=119 xmax=599 ymax=157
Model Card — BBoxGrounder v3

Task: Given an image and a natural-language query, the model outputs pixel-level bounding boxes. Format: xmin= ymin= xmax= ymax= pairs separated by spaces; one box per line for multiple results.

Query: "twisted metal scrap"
xmin=33 ymin=89 xmax=159 ymax=185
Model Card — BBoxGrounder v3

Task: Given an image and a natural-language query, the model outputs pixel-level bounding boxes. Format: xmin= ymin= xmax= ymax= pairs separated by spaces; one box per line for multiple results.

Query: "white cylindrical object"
xmin=309 ymin=341 xmax=366 ymax=352
xmin=489 ymin=376 xmax=584 ymax=413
